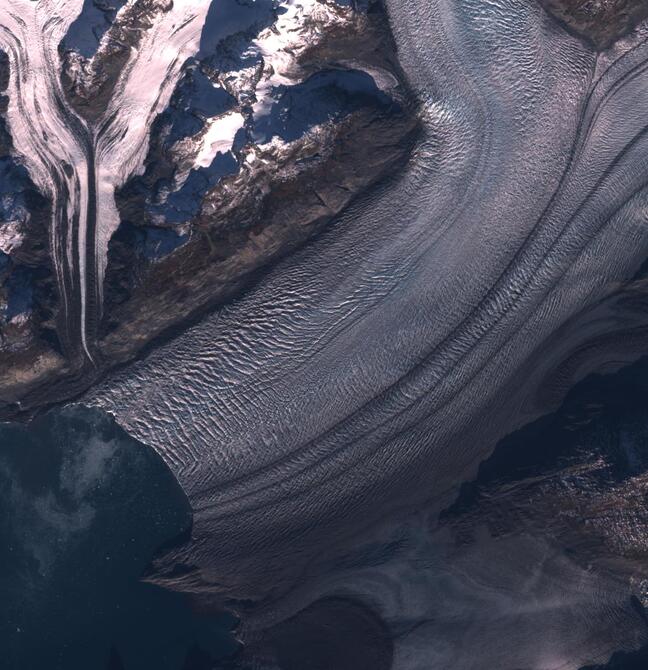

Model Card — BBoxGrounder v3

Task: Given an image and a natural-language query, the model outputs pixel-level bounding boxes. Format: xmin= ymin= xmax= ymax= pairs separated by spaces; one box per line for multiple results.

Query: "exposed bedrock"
xmin=3 ymin=0 xmax=648 ymax=665
xmin=96 ymin=0 xmax=417 ymax=364
xmin=538 ymin=0 xmax=648 ymax=49
xmin=0 ymin=0 xmax=220 ymax=395
xmin=218 ymin=355 xmax=648 ymax=670
xmin=60 ymin=0 xmax=175 ymax=122
xmin=83 ymin=0 xmax=648 ymax=644
xmin=0 ymin=0 xmax=417 ymax=411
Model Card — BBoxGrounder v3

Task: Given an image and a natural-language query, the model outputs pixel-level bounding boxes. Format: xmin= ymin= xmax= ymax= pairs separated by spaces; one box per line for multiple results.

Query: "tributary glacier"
xmin=2 ymin=1 xmax=648 ymax=669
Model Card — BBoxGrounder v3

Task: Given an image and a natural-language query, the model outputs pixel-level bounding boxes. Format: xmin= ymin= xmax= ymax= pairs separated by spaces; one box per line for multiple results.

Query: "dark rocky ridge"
xmin=0 ymin=0 xmax=419 ymax=416
xmin=100 ymin=107 xmax=418 ymax=362
xmin=539 ymin=0 xmax=648 ymax=49
xmin=442 ymin=353 xmax=648 ymax=583
xmin=439 ymin=352 xmax=648 ymax=667
xmin=64 ymin=0 xmax=130 ymax=59
xmin=61 ymin=0 xmax=174 ymax=122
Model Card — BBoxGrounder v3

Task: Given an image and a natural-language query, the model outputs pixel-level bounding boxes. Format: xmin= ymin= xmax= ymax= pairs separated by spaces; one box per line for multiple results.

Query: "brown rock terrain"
xmin=539 ymin=0 xmax=648 ymax=49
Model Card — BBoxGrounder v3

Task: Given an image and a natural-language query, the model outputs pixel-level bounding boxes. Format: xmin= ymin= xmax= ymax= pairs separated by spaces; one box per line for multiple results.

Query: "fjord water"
xmin=5 ymin=365 xmax=648 ymax=670
xmin=0 ymin=406 xmax=237 ymax=670
xmin=234 ymin=354 xmax=648 ymax=670
xmin=88 ymin=0 xmax=648 ymax=612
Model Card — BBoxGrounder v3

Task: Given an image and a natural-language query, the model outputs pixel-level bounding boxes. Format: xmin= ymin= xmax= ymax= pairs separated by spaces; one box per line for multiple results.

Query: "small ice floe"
xmin=0 ymin=220 xmax=24 ymax=255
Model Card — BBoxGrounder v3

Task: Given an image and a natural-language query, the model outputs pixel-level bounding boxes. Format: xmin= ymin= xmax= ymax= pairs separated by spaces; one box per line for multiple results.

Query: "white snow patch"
xmin=0 ymin=220 xmax=24 ymax=255
xmin=196 ymin=111 xmax=246 ymax=168
xmin=251 ymin=0 xmax=347 ymax=129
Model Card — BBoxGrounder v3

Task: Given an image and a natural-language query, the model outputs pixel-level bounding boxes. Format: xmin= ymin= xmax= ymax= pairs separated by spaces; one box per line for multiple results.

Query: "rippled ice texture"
xmin=86 ymin=0 xmax=648 ymax=667
xmin=0 ymin=0 xmax=213 ymax=359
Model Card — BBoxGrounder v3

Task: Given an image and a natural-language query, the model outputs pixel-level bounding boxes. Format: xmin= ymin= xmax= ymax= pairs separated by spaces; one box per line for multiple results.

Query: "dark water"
xmin=238 ymin=596 xmax=393 ymax=670
xmin=0 ymin=405 xmax=238 ymax=670
xmin=446 ymin=357 xmax=648 ymax=520
xmin=442 ymin=355 xmax=648 ymax=670
xmin=582 ymin=645 xmax=648 ymax=670
xmin=5 ymin=372 xmax=648 ymax=670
